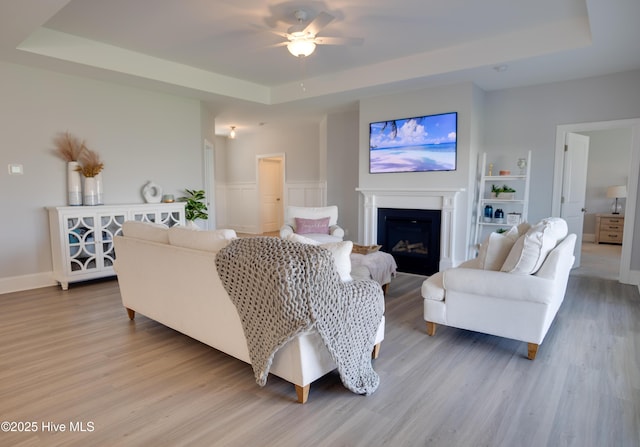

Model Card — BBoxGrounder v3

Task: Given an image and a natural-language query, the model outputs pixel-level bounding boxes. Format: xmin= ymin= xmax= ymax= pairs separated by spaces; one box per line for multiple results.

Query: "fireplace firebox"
xmin=377 ymin=208 xmax=441 ymax=275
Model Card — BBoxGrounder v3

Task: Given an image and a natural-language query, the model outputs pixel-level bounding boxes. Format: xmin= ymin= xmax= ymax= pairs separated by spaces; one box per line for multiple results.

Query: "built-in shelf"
xmin=473 ymin=151 xmax=531 ymax=249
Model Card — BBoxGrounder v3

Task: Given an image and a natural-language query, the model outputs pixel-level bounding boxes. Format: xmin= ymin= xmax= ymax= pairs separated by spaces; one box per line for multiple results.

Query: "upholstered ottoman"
xmin=350 ymin=250 xmax=397 ymax=294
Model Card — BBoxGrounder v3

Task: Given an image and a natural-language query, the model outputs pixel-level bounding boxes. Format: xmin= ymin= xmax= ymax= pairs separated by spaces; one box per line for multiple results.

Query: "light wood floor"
xmin=1 ymin=273 xmax=639 ymax=446
xmin=572 ymin=241 xmax=623 ymax=281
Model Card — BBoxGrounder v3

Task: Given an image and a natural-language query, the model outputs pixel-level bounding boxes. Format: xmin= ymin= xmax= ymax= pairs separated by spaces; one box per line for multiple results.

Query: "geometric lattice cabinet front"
xmin=47 ymin=203 xmax=185 ymax=289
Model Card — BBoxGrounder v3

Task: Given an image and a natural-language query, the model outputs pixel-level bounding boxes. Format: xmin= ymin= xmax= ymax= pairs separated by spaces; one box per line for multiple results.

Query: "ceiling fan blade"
xmin=250 ymin=23 xmax=291 ymax=40
xmin=267 ymin=41 xmax=289 ymax=49
xmin=303 ymin=11 xmax=335 ymax=36
xmin=314 ymin=36 xmax=364 ymax=46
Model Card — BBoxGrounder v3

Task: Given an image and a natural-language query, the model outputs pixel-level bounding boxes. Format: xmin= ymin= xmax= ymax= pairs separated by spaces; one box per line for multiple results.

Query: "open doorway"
xmin=257 ymin=154 xmax=285 ymax=233
xmin=552 ymin=118 xmax=640 ymax=284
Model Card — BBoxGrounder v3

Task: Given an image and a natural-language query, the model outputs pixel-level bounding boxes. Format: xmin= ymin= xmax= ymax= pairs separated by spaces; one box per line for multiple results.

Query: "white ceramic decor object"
xmin=142 ymin=181 xmax=163 ymax=203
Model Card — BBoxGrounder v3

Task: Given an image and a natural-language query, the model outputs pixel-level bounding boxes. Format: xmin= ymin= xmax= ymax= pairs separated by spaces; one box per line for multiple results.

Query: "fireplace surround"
xmin=357 ymin=188 xmax=464 ymax=272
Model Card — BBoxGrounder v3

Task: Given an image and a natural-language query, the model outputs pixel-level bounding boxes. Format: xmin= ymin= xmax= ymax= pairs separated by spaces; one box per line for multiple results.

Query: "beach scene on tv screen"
xmin=369 ymin=112 xmax=457 ymax=173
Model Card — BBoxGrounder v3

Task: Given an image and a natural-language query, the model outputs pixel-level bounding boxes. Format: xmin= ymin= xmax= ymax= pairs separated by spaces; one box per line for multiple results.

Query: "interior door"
xmin=560 ymin=132 xmax=590 ymax=267
xmin=258 ymin=157 xmax=283 ymax=233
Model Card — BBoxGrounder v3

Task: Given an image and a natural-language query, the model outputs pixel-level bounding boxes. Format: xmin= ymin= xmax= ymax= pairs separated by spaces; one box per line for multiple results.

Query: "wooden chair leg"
xmin=527 ymin=343 xmax=539 ymax=360
xmin=126 ymin=308 xmax=135 ymax=320
xmin=295 ymin=384 xmax=310 ymax=404
xmin=426 ymin=321 xmax=436 ymax=336
xmin=372 ymin=343 xmax=381 ymax=359
xmin=381 ymin=283 xmax=389 ymax=295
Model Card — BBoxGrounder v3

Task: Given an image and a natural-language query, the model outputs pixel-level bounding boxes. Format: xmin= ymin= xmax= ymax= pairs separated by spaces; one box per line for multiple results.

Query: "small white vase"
xmin=67 ymin=161 xmax=82 ymax=206
xmin=83 ymin=176 xmax=99 ymax=206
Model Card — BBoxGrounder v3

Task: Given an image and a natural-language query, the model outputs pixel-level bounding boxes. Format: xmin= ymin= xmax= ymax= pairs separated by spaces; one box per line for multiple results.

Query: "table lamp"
xmin=607 ymin=185 xmax=627 ymax=214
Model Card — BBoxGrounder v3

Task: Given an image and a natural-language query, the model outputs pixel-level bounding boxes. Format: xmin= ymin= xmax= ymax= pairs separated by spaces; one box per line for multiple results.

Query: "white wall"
xmin=352 ymin=70 xmax=640 ymax=268
xmin=326 ymin=109 xmax=359 ymax=239
xmin=224 ymin=122 xmax=320 ymax=183
xmin=220 ymin=120 xmax=323 ymax=233
xmin=484 ymin=70 xmax=640 ymax=223
xmin=358 ymin=82 xmax=480 ymax=262
xmin=3 ymin=58 xmax=640 ymax=292
xmin=0 ymin=61 xmax=205 ymax=292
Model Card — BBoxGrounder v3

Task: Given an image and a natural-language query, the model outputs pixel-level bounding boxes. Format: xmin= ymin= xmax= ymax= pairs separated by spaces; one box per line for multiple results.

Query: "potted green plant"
xmin=178 ymin=189 xmax=208 ymax=225
xmin=491 ymin=184 xmax=516 ymax=200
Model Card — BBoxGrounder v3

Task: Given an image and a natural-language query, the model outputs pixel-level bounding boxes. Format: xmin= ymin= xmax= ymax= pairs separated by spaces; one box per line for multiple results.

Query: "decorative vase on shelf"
xmin=83 ymin=176 xmax=99 ymax=206
xmin=67 ymin=161 xmax=82 ymax=206
xmin=483 ymin=205 xmax=493 ymax=222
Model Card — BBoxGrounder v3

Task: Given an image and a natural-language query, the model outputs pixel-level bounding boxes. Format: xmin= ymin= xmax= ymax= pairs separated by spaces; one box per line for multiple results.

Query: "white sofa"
xmin=422 ymin=218 xmax=576 ymax=359
xmin=113 ymin=221 xmax=385 ymax=403
xmin=279 ymin=205 xmax=344 ymax=243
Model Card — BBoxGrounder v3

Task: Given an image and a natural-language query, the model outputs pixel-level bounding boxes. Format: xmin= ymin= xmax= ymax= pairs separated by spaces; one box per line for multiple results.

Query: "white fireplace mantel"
xmin=357 ymin=187 xmax=465 ymax=271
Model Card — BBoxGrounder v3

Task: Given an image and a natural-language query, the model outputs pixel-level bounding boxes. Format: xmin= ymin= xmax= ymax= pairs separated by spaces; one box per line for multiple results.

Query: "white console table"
xmin=48 ymin=203 xmax=185 ymax=289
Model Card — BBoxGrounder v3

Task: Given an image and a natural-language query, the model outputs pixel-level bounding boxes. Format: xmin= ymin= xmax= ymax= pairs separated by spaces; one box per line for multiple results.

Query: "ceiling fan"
xmin=272 ymin=10 xmax=363 ymax=58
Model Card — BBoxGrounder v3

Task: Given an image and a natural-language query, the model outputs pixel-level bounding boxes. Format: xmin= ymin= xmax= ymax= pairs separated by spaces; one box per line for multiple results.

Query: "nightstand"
xmin=595 ymin=213 xmax=624 ymax=244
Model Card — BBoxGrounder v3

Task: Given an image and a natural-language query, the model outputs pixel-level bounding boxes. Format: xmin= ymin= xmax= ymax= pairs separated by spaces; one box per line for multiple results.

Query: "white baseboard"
xmin=0 ymin=272 xmax=58 ymax=295
xmin=627 ymin=269 xmax=640 ymax=289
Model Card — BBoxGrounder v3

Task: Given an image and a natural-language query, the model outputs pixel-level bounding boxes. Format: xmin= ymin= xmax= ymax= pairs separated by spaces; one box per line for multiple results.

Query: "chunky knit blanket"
xmin=215 ymin=237 xmax=384 ymax=395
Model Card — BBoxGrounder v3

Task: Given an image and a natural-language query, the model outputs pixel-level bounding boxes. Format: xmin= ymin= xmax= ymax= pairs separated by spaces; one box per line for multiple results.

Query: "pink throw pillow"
xmin=295 ymin=217 xmax=330 ymax=235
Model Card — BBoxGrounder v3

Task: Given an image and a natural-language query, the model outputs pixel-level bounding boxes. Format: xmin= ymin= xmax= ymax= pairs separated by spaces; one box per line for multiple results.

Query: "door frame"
xmin=203 ymin=139 xmax=216 ymax=230
xmin=256 ymin=153 xmax=286 ymax=233
xmin=552 ymin=118 xmax=640 ymax=285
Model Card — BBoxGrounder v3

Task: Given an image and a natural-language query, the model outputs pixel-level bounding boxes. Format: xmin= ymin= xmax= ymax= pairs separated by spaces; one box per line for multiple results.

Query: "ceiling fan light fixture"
xmin=287 ymin=36 xmax=316 ymax=57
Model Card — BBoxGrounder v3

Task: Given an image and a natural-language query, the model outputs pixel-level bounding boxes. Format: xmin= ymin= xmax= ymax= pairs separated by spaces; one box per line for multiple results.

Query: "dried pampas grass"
xmin=52 ymin=131 xmax=105 ymax=177
xmin=52 ymin=131 xmax=86 ymax=162
xmin=77 ymin=149 xmax=104 ymax=177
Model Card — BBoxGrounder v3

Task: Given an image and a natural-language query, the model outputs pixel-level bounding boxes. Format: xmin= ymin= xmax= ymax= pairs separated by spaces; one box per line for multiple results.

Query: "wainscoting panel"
xmin=225 ymin=183 xmax=259 ymax=234
xmin=285 ymin=181 xmax=326 ymax=207
xmin=214 ymin=183 xmax=227 ymax=230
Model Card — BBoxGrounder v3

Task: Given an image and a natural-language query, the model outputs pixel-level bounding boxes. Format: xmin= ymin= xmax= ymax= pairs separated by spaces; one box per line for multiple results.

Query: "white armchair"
xmin=421 ymin=218 xmax=576 ymax=359
xmin=280 ymin=205 xmax=345 ymax=243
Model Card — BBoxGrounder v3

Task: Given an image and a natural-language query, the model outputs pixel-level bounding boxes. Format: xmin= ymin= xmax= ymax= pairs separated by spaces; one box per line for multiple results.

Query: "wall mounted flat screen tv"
xmin=369 ymin=112 xmax=457 ymax=173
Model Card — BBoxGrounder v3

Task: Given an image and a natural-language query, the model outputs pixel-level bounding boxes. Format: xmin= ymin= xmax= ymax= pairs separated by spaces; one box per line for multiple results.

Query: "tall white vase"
xmin=83 ymin=176 xmax=99 ymax=206
xmin=67 ymin=161 xmax=82 ymax=206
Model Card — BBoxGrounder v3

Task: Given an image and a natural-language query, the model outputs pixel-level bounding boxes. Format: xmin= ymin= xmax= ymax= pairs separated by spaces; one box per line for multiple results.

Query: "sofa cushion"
xmin=421 ymin=271 xmax=445 ymax=301
xmin=477 ymin=225 xmax=520 ymax=270
xmin=501 ymin=217 xmax=568 ymax=275
xmin=295 ymin=217 xmax=330 ymax=235
xmin=122 ymin=220 xmax=169 ymax=243
xmin=168 ymin=226 xmax=237 ymax=252
xmin=286 ymin=233 xmax=353 ymax=281
xmin=320 ymin=241 xmax=354 ymax=282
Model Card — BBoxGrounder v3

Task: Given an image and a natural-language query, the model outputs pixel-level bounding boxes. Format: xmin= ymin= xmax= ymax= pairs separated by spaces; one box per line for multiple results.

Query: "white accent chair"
xmin=279 ymin=205 xmax=344 ymax=243
xmin=421 ymin=218 xmax=576 ymax=359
